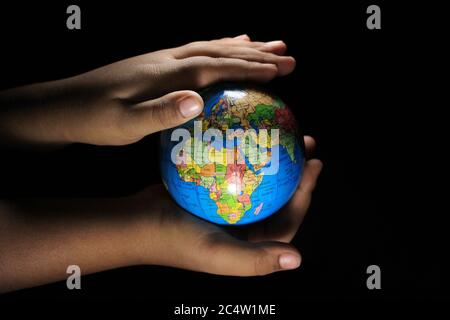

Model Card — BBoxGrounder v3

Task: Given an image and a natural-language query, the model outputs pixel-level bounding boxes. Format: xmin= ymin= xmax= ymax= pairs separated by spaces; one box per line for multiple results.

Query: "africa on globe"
xmin=160 ymin=83 xmax=305 ymax=225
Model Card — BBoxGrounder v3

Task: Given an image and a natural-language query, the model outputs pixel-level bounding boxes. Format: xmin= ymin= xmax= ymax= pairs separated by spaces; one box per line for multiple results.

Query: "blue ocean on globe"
xmin=160 ymin=83 xmax=304 ymax=225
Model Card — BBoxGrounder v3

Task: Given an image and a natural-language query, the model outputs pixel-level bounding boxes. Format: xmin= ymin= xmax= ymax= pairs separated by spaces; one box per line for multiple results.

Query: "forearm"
xmin=0 ymin=77 xmax=92 ymax=147
xmin=0 ymin=195 xmax=154 ymax=292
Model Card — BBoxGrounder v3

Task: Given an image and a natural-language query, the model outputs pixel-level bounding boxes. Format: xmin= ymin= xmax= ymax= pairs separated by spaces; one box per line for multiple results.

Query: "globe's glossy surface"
xmin=160 ymin=84 xmax=304 ymax=225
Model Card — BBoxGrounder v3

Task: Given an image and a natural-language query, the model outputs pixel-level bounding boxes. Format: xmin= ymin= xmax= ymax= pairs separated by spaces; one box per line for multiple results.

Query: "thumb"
xmin=130 ymin=90 xmax=203 ymax=135
xmin=190 ymin=235 xmax=302 ymax=276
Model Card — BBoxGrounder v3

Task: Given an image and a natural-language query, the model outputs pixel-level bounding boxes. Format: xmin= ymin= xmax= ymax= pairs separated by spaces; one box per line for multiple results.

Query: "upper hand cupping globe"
xmin=160 ymin=83 xmax=305 ymax=225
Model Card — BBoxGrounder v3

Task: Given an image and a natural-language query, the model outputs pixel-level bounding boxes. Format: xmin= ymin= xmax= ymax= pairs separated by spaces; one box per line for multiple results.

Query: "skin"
xmin=0 ymin=35 xmax=322 ymax=292
xmin=0 ymin=35 xmax=295 ymax=146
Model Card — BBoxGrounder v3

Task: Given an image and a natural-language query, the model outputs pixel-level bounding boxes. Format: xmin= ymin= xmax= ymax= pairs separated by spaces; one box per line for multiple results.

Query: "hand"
xmin=0 ymin=35 xmax=295 ymax=146
xmin=0 ymin=136 xmax=320 ymax=291
xmin=133 ymin=136 xmax=322 ymax=276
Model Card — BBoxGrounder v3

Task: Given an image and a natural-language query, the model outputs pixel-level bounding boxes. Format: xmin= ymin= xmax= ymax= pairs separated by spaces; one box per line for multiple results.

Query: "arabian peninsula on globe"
xmin=160 ymin=83 xmax=305 ymax=225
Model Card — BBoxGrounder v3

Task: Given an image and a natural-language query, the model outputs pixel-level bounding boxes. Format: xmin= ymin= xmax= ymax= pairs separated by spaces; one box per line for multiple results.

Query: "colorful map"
xmin=160 ymin=84 xmax=304 ymax=225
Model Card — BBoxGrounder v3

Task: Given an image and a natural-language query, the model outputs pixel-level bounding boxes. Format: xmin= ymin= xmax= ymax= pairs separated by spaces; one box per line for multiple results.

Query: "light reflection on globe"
xmin=160 ymin=83 xmax=304 ymax=225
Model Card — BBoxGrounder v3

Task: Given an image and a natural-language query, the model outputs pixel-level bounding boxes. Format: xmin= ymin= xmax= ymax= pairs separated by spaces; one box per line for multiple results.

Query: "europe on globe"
xmin=160 ymin=83 xmax=305 ymax=225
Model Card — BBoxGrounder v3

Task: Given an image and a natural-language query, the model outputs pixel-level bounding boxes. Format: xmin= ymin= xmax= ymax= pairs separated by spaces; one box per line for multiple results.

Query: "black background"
xmin=0 ymin=0 xmax=447 ymax=310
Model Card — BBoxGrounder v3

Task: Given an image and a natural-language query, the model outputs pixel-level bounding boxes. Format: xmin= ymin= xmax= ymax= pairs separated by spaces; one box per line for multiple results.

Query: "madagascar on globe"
xmin=160 ymin=83 xmax=305 ymax=225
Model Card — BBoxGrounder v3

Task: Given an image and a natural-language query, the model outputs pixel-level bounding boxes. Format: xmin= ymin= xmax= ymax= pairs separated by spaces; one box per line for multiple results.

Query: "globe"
xmin=160 ymin=83 xmax=305 ymax=225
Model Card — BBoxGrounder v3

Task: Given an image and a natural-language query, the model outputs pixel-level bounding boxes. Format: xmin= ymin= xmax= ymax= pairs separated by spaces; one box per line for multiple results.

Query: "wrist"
xmin=122 ymin=188 xmax=170 ymax=266
xmin=0 ymin=78 xmax=82 ymax=146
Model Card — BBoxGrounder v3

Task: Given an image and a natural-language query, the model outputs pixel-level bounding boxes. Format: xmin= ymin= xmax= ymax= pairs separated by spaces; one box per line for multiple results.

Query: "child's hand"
xmin=0 ymin=35 xmax=295 ymax=146
xmin=133 ymin=137 xmax=321 ymax=276
xmin=0 ymin=137 xmax=320 ymax=291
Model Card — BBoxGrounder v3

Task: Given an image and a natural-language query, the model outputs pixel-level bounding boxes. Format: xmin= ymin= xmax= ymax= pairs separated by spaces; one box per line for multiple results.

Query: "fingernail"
xmin=279 ymin=253 xmax=301 ymax=270
xmin=265 ymin=40 xmax=284 ymax=46
xmin=179 ymin=97 xmax=202 ymax=118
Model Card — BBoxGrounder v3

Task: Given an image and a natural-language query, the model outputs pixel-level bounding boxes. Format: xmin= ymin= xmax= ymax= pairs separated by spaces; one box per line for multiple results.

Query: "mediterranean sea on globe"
xmin=160 ymin=83 xmax=305 ymax=225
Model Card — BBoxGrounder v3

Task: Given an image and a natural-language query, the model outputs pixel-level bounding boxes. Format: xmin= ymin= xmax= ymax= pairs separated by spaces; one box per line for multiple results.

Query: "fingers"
xmin=132 ymin=37 xmax=292 ymax=99
xmin=304 ymin=135 xmax=316 ymax=158
xmin=127 ymin=90 xmax=203 ymax=136
xmin=175 ymin=38 xmax=289 ymax=59
xmin=181 ymin=56 xmax=280 ymax=87
xmin=213 ymin=38 xmax=287 ymax=55
xmin=174 ymin=44 xmax=295 ymax=76
xmin=132 ymin=57 xmax=280 ymax=100
xmin=247 ymin=136 xmax=322 ymax=243
xmin=234 ymin=34 xmax=251 ymax=41
xmin=194 ymin=233 xmax=302 ymax=276
xmin=272 ymin=159 xmax=323 ymax=242
xmin=262 ymin=41 xmax=287 ymax=55
xmin=297 ymin=159 xmax=323 ymax=195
